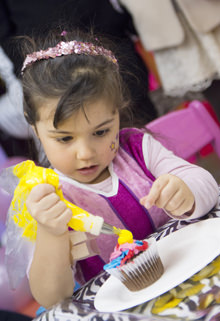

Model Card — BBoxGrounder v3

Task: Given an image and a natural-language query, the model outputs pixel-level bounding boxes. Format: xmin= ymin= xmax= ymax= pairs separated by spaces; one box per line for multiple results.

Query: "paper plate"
xmin=95 ymin=218 xmax=220 ymax=312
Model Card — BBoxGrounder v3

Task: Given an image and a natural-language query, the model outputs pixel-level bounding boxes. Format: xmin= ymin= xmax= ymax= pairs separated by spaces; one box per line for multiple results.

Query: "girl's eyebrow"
xmin=48 ymin=129 xmax=72 ymax=134
xmin=94 ymin=118 xmax=114 ymax=129
xmin=48 ymin=118 xmax=115 ymax=134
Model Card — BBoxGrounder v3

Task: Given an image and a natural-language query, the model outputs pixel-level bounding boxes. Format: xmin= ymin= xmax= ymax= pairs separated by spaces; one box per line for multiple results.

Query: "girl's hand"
xmin=140 ymin=174 xmax=195 ymax=216
xmin=26 ymin=184 xmax=72 ymax=235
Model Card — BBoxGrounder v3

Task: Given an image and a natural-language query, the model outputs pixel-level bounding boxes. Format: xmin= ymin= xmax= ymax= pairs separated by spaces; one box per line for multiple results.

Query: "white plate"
xmin=95 ymin=218 xmax=220 ymax=312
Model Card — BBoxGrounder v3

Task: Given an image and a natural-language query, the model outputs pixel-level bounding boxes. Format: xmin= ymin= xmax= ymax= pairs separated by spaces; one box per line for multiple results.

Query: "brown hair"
xmin=20 ymin=28 xmax=133 ymax=129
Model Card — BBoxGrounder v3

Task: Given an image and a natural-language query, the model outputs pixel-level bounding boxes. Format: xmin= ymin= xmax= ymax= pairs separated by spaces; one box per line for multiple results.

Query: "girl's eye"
xmin=56 ymin=136 xmax=73 ymax=143
xmin=94 ymin=129 xmax=109 ymax=137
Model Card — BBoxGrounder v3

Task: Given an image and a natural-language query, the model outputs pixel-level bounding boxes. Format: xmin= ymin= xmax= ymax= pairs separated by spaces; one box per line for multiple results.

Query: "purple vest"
xmin=60 ymin=128 xmax=169 ymax=282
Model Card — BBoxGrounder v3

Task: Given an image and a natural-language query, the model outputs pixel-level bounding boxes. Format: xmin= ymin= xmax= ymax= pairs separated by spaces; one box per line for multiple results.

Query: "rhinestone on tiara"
xmin=21 ymin=40 xmax=118 ymax=74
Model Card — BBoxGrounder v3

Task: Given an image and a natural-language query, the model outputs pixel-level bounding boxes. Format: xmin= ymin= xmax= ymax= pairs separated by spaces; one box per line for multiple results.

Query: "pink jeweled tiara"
xmin=21 ymin=40 xmax=118 ymax=74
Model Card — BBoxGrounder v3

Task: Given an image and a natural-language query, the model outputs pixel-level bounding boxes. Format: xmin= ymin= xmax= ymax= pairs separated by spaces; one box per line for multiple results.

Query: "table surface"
xmin=33 ymin=203 xmax=220 ymax=321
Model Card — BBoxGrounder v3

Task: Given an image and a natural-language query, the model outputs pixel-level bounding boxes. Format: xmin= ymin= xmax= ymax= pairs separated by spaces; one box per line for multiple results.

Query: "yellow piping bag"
xmin=10 ymin=160 xmax=133 ymax=243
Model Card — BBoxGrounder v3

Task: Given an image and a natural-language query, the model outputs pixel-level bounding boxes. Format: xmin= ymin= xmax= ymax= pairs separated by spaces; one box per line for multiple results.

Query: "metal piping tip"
xmin=100 ymin=222 xmax=121 ymax=235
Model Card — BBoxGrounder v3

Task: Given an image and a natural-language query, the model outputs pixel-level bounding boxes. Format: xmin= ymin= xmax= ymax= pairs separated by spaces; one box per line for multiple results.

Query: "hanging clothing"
xmin=119 ymin=0 xmax=220 ymax=96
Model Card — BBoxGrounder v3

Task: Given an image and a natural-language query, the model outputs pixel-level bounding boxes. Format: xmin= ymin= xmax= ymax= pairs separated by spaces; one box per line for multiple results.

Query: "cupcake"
xmin=104 ymin=237 xmax=164 ymax=291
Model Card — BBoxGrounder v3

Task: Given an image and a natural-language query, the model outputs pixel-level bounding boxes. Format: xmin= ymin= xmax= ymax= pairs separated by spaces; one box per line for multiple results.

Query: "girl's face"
xmin=34 ymin=98 xmax=120 ymax=184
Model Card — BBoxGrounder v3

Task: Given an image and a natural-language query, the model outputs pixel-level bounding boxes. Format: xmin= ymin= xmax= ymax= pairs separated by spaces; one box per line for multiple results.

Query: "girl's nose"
xmin=76 ymin=141 xmax=95 ymax=160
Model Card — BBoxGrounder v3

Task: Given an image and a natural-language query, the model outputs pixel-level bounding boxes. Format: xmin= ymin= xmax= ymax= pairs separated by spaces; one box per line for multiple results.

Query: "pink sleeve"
xmin=143 ymin=134 xmax=219 ymax=220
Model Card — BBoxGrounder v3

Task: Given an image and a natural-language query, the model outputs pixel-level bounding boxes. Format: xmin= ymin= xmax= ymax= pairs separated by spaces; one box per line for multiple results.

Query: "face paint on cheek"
xmin=110 ymin=133 xmax=119 ymax=153
xmin=110 ymin=141 xmax=116 ymax=151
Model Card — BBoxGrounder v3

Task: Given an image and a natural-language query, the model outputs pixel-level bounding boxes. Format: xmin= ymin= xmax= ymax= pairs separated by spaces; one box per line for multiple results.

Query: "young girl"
xmin=16 ymin=29 xmax=218 ymax=308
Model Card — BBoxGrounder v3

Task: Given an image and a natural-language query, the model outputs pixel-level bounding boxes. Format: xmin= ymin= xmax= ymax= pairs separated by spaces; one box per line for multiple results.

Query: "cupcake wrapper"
xmin=107 ymin=237 xmax=164 ymax=291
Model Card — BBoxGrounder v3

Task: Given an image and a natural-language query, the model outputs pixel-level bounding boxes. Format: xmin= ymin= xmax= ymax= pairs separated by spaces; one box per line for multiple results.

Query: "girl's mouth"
xmin=77 ymin=165 xmax=98 ymax=175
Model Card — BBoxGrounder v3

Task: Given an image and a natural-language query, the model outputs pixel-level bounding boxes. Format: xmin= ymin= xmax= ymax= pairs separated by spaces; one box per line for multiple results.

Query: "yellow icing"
xmin=113 ymin=227 xmax=133 ymax=244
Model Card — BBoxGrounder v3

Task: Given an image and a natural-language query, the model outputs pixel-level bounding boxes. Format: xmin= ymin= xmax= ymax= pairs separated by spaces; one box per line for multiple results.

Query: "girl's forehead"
xmin=38 ymin=97 xmax=118 ymax=125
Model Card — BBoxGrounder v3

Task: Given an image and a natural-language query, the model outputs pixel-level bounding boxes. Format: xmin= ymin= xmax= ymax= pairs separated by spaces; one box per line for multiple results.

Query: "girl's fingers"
xmin=26 ymin=183 xmax=74 ymax=235
xmin=38 ymin=200 xmax=68 ymax=222
xmin=141 ymin=174 xmax=195 ymax=216
xmin=56 ymin=208 xmax=73 ymax=227
xmin=169 ymin=199 xmax=194 ymax=216
xmin=154 ymin=185 xmax=179 ymax=209
xmin=141 ymin=175 xmax=170 ymax=209
xmin=28 ymin=184 xmax=55 ymax=202
xmin=165 ymin=192 xmax=185 ymax=212
xmin=44 ymin=208 xmax=73 ymax=235
xmin=36 ymin=192 xmax=60 ymax=211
